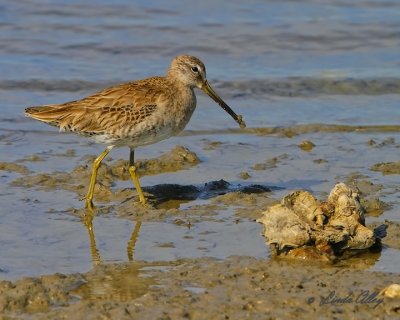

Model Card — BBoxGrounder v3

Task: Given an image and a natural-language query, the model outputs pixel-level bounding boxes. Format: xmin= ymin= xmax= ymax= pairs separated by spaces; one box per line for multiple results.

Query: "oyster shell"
xmin=257 ymin=183 xmax=386 ymax=260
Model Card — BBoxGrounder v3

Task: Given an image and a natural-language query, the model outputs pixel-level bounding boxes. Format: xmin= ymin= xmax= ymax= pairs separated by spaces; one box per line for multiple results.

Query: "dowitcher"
xmin=25 ymin=55 xmax=246 ymax=209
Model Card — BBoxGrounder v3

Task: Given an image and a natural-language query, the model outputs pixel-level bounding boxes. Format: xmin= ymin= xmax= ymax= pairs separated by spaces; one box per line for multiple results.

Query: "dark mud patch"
xmin=2 ymin=256 xmax=400 ymax=319
xmin=144 ymin=184 xmax=200 ymax=203
xmin=370 ymin=221 xmax=400 ymax=251
xmin=77 ymin=180 xmax=274 ymax=223
xmin=146 ymin=179 xmax=272 ymax=202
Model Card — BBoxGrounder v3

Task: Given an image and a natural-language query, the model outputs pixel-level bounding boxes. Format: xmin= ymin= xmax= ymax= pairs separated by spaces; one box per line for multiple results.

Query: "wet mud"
xmin=7 ymin=144 xmax=276 ymax=223
xmin=1 ymin=132 xmax=400 ymax=319
xmin=10 ymin=145 xmax=200 ymax=208
xmin=1 ymin=257 xmax=400 ymax=319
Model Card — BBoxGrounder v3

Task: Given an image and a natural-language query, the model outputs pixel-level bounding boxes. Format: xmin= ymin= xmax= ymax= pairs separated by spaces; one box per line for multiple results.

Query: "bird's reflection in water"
xmin=127 ymin=219 xmax=142 ymax=262
xmin=81 ymin=209 xmax=142 ymax=266
xmin=76 ymin=210 xmax=153 ymax=301
xmin=76 ymin=192 xmax=196 ymax=301
xmin=80 ymin=186 xmax=197 ymax=266
xmin=81 ymin=211 xmax=101 ymax=266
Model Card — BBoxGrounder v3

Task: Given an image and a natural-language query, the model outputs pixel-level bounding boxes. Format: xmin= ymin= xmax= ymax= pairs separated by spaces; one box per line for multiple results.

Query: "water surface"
xmin=0 ymin=0 xmax=399 ymax=280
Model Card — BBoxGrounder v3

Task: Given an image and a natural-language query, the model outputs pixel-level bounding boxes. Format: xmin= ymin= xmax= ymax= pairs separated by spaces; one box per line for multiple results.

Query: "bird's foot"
xmin=132 ymin=195 xmax=149 ymax=209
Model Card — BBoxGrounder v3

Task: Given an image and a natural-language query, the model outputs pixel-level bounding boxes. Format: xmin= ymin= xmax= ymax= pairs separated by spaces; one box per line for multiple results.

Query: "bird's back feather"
xmin=25 ymin=77 xmax=172 ymax=135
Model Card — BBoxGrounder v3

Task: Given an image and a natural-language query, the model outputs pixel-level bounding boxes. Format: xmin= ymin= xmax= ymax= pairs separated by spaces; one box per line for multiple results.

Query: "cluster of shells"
xmin=257 ymin=183 xmax=386 ymax=260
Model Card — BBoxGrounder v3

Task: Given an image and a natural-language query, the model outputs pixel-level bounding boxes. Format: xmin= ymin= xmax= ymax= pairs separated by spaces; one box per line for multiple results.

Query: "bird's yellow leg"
xmin=84 ymin=146 xmax=113 ymax=209
xmin=128 ymin=165 xmax=146 ymax=205
xmin=128 ymin=148 xmax=146 ymax=205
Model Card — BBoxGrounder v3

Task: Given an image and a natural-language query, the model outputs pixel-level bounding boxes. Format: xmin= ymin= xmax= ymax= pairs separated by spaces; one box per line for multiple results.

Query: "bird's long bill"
xmin=202 ymin=81 xmax=246 ymax=128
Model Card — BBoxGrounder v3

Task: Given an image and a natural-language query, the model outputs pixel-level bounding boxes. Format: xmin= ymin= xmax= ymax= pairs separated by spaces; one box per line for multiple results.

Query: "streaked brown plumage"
xmin=25 ymin=55 xmax=246 ymax=209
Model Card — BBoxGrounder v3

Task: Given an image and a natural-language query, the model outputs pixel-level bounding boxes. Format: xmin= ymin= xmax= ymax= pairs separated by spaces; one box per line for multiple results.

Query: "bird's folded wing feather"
xmin=25 ymin=78 xmax=168 ymax=134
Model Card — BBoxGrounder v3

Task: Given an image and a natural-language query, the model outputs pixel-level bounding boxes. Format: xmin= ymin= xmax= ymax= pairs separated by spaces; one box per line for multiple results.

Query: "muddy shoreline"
xmin=1 ymin=134 xmax=400 ymax=318
xmin=1 ymin=256 xmax=400 ymax=319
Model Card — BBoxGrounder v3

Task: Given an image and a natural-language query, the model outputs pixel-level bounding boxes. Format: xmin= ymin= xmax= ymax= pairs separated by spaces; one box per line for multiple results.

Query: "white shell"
xmin=257 ymin=183 xmax=383 ymax=257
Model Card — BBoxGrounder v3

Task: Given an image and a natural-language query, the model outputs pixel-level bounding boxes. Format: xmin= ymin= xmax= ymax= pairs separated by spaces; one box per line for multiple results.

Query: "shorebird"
xmin=25 ymin=55 xmax=246 ymax=209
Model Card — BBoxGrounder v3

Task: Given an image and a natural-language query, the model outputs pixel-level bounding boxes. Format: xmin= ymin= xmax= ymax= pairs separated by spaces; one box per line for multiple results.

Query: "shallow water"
xmin=0 ymin=0 xmax=400 ymax=282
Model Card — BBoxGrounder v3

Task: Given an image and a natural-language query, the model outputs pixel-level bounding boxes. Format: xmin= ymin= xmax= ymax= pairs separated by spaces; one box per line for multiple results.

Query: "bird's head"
xmin=167 ymin=55 xmax=246 ymax=128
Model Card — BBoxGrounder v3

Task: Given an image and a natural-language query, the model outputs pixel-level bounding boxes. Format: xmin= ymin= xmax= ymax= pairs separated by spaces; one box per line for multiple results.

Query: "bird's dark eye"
xmin=191 ymin=66 xmax=199 ymax=73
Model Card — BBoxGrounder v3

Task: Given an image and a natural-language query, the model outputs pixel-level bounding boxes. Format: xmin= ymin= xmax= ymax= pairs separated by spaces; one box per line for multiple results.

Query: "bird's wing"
xmin=25 ymin=78 xmax=169 ymax=135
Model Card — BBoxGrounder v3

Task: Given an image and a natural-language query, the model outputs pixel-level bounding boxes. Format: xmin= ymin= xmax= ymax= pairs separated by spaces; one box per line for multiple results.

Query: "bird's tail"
xmin=25 ymin=104 xmax=71 ymax=127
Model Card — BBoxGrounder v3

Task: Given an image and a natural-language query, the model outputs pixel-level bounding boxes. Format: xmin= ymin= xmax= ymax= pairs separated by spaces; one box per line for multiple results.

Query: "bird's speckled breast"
xmin=172 ymin=87 xmax=196 ymax=133
xmin=109 ymin=87 xmax=197 ymax=148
